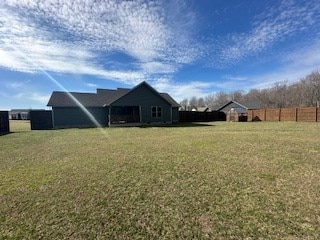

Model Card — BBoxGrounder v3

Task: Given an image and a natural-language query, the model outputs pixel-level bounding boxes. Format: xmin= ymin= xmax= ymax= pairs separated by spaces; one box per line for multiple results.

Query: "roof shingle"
xmin=47 ymin=82 xmax=180 ymax=108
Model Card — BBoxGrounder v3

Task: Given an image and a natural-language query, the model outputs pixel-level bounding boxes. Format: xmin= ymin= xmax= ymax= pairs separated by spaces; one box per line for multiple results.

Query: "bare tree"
xmin=197 ymin=69 xmax=320 ymax=109
xmin=215 ymin=91 xmax=230 ymax=106
xmin=243 ymin=89 xmax=260 ymax=102
xmin=287 ymin=83 xmax=304 ymax=107
xmin=230 ymin=90 xmax=244 ymax=102
xmin=189 ymin=96 xmax=198 ymax=110
xmin=257 ymin=89 xmax=272 ymax=108
xmin=271 ymin=81 xmax=288 ymax=108
xmin=197 ymin=97 xmax=206 ymax=108
xmin=179 ymin=98 xmax=189 ymax=110
xmin=205 ymin=93 xmax=215 ymax=109
xmin=307 ymin=71 xmax=320 ymax=107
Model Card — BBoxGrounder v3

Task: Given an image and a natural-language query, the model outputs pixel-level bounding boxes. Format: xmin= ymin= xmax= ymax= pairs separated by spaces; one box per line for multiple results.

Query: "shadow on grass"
xmin=0 ymin=132 xmax=11 ymax=136
xmin=9 ymin=122 xmax=217 ymax=131
xmin=139 ymin=122 xmax=215 ymax=128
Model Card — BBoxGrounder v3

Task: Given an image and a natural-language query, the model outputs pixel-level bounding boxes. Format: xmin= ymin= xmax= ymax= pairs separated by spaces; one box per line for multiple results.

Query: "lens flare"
xmin=8 ymin=43 xmax=109 ymax=138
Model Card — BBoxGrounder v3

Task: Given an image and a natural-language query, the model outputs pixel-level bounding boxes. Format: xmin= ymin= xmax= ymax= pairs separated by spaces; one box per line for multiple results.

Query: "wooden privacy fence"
xmin=30 ymin=110 xmax=53 ymax=130
xmin=247 ymin=107 xmax=319 ymax=122
xmin=179 ymin=111 xmax=226 ymax=122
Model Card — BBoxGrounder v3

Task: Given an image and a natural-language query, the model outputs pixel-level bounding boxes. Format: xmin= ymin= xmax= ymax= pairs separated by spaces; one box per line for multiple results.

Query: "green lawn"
xmin=1 ymin=121 xmax=319 ymax=239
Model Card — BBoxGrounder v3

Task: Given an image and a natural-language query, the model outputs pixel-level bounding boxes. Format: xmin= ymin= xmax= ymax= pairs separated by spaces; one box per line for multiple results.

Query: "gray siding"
xmin=172 ymin=107 xmax=179 ymax=123
xmin=53 ymin=107 xmax=108 ymax=128
xmin=220 ymin=102 xmax=246 ymax=114
xmin=111 ymin=84 xmax=172 ymax=123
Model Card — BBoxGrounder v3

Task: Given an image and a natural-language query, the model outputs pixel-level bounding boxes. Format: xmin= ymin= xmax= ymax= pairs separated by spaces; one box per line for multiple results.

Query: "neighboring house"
xmin=190 ymin=107 xmax=211 ymax=112
xmin=10 ymin=109 xmax=31 ymax=120
xmin=217 ymin=100 xmax=261 ymax=122
xmin=197 ymin=107 xmax=211 ymax=112
xmin=47 ymin=81 xmax=180 ymax=128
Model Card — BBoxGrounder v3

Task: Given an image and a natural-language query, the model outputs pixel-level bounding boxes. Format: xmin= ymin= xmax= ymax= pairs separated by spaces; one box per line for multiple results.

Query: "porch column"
xmin=108 ymin=107 xmax=111 ymax=127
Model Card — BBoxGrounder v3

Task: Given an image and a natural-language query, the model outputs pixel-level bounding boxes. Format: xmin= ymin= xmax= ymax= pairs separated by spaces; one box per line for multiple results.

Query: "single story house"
xmin=47 ymin=81 xmax=180 ymax=128
xmin=10 ymin=109 xmax=31 ymax=120
xmin=196 ymin=107 xmax=212 ymax=112
xmin=217 ymin=100 xmax=261 ymax=122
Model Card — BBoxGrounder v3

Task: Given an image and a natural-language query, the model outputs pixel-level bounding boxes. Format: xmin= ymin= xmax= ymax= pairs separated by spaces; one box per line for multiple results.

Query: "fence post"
xmin=264 ymin=109 xmax=266 ymax=121
xmin=295 ymin=108 xmax=298 ymax=122
xmin=316 ymin=107 xmax=318 ymax=122
xmin=279 ymin=108 xmax=281 ymax=122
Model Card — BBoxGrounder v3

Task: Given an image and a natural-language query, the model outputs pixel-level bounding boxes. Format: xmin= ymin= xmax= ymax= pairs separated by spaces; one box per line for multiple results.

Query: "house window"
xmin=151 ymin=106 xmax=162 ymax=118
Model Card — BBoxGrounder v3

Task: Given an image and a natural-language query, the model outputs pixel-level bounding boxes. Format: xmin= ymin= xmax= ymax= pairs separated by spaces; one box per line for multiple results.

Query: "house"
xmin=196 ymin=107 xmax=211 ymax=112
xmin=47 ymin=81 xmax=180 ymax=128
xmin=217 ymin=100 xmax=261 ymax=122
xmin=10 ymin=109 xmax=31 ymax=120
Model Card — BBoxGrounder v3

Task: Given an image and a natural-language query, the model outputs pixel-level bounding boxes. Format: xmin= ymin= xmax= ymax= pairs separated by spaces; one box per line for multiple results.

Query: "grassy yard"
xmin=1 ymin=121 xmax=319 ymax=239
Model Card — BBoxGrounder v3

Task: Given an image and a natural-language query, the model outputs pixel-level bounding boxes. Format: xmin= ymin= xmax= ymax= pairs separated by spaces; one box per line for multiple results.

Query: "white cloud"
xmin=231 ymin=41 xmax=320 ymax=90
xmin=0 ymin=0 xmax=319 ymax=100
xmin=0 ymin=0 xmax=200 ymax=84
xmin=29 ymin=93 xmax=51 ymax=104
xmin=141 ymin=62 xmax=177 ymax=74
xmin=14 ymin=92 xmax=51 ymax=105
xmin=152 ymin=78 xmax=214 ymax=102
xmin=223 ymin=75 xmax=248 ymax=81
xmin=86 ymin=83 xmax=99 ymax=88
xmin=7 ymin=80 xmax=31 ymax=89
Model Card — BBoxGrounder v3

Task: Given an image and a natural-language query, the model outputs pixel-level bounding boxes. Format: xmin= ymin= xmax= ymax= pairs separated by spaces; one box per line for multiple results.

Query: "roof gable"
xmin=110 ymin=81 xmax=178 ymax=107
xmin=47 ymin=81 xmax=179 ymax=108
xmin=217 ymin=100 xmax=261 ymax=111
xmin=217 ymin=100 xmax=248 ymax=111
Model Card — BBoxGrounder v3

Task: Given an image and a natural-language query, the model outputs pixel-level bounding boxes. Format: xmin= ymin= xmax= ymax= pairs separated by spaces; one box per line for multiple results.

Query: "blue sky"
xmin=0 ymin=0 xmax=320 ymax=110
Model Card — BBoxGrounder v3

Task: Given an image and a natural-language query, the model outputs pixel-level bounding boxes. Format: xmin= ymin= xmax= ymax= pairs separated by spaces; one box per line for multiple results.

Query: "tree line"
xmin=180 ymin=70 xmax=320 ymax=110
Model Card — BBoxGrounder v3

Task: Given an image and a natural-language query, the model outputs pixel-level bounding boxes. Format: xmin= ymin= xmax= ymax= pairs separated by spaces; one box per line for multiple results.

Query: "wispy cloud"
xmin=251 ymin=38 xmax=320 ymax=89
xmin=153 ymin=78 xmax=215 ymax=102
xmin=86 ymin=83 xmax=99 ymax=88
xmin=1 ymin=0 xmax=319 ymax=101
xmin=222 ymin=40 xmax=320 ymax=91
xmin=209 ymin=0 xmax=320 ymax=68
xmin=14 ymin=92 xmax=51 ymax=105
xmin=7 ymin=80 xmax=31 ymax=89
xmin=0 ymin=0 xmax=200 ymax=84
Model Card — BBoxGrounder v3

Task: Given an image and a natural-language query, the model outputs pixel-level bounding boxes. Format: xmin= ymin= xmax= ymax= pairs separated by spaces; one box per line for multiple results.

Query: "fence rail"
xmin=247 ymin=107 xmax=319 ymax=122
xmin=179 ymin=111 xmax=226 ymax=122
xmin=30 ymin=110 xmax=53 ymax=130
